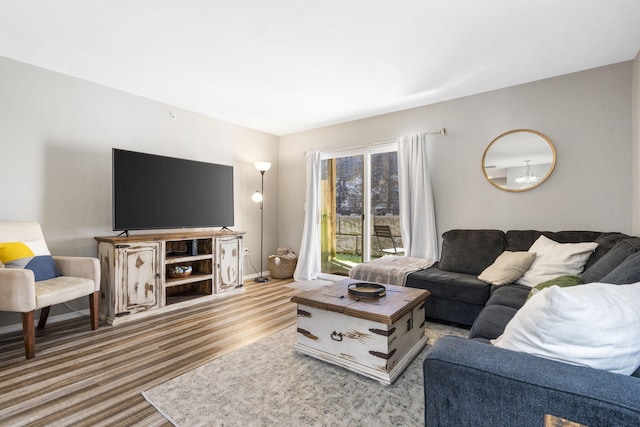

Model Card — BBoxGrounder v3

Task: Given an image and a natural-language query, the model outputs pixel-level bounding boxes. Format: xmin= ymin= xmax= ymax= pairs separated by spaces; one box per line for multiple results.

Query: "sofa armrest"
xmin=423 ymin=336 xmax=640 ymax=427
xmin=53 ymin=256 xmax=100 ymax=291
xmin=0 ymin=268 xmax=37 ymax=311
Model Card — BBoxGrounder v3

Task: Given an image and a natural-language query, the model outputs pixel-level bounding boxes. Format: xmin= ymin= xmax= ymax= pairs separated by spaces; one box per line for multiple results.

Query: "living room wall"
xmin=278 ymin=62 xmax=634 ymax=257
xmin=0 ymin=56 xmax=279 ymax=329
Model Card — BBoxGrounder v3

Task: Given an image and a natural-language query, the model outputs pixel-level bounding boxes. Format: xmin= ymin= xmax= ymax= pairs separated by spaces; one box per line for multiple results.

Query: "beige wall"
xmin=279 ymin=62 xmax=634 ymax=254
xmin=0 ymin=56 xmax=279 ymax=327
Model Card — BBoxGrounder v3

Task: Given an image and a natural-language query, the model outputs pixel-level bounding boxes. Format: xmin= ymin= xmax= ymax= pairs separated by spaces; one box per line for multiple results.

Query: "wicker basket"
xmin=268 ymin=255 xmax=297 ymax=279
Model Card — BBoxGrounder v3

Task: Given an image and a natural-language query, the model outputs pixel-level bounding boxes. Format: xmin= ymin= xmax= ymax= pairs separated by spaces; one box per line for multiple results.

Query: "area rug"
xmin=142 ymin=322 xmax=468 ymax=426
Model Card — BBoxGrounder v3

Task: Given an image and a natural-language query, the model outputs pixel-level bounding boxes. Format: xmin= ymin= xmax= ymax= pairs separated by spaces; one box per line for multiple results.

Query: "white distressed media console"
xmin=95 ymin=230 xmax=244 ymax=325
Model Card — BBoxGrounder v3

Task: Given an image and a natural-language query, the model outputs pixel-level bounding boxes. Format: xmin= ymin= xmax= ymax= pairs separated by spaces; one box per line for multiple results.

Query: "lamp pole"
xmin=253 ymin=162 xmax=271 ymax=283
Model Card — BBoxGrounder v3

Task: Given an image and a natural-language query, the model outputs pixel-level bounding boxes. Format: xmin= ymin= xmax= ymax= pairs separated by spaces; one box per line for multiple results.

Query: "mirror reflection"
xmin=482 ymin=129 xmax=556 ymax=192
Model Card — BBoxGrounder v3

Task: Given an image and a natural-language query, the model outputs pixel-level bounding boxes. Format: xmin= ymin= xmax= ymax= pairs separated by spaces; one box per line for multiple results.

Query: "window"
xmin=320 ymin=144 xmax=400 ymax=277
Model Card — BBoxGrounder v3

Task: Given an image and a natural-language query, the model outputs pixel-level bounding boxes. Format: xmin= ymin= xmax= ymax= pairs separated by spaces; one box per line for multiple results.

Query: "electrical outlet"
xmin=244 ymin=248 xmax=250 ymax=256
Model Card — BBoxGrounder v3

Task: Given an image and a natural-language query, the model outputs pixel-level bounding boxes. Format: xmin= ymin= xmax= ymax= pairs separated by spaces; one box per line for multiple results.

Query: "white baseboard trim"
xmin=0 ymin=310 xmax=90 ymax=335
xmin=243 ymin=271 xmax=269 ymax=282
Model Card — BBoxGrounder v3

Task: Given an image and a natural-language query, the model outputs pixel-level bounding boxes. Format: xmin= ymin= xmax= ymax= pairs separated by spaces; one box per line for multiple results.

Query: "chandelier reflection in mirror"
xmin=514 ymin=160 xmax=539 ymax=184
xmin=482 ymin=129 xmax=556 ymax=192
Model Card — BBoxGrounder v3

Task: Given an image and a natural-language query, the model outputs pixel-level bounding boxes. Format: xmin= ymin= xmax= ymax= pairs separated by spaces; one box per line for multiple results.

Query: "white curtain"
xmin=397 ymin=134 xmax=439 ymax=260
xmin=293 ymin=151 xmax=322 ymax=280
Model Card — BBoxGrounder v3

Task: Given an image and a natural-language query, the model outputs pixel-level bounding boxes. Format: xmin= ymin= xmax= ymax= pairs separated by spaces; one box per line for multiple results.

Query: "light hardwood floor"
xmin=0 ymin=278 xmax=301 ymax=426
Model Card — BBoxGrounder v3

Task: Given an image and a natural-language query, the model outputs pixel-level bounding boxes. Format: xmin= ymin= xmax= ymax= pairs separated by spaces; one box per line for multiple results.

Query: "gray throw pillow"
xmin=600 ymin=250 xmax=640 ymax=284
xmin=582 ymin=238 xmax=640 ymax=283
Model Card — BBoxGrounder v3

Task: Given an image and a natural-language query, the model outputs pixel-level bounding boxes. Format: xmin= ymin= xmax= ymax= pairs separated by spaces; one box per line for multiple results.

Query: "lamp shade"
xmin=255 ymin=162 xmax=272 ymax=172
xmin=252 ymin=191 xmax=263 ymax=203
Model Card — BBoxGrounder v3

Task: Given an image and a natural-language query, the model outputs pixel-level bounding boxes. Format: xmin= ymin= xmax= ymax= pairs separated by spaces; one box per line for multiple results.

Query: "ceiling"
xmin=1 ymin=1 xmax=639 ymax=136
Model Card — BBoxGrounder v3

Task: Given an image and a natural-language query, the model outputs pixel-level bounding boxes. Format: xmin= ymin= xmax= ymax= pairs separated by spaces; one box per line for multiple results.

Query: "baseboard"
xmin=243 ymin=271 xmax=269 ymax=282
xmin=0 ymin=309 xmax=90 ymax=335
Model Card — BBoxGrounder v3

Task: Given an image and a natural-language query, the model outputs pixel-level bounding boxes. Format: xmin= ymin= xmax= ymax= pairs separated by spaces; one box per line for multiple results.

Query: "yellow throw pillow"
xmin=0 ymin=240 xmax=60 ymax=281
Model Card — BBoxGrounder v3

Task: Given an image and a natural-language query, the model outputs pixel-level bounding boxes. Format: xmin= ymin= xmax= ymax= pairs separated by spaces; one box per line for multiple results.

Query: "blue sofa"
xmin=423 ymin=336 xmax=640 ymax=426
xmin=420 ymin=229 xmax=640 ymax=426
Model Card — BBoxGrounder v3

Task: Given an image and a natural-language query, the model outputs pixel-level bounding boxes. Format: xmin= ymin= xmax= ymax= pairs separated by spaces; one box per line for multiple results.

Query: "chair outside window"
xmin=373 ymin=225 xmax=404 ymax=256
xmin=0 ymin=222 xmax=100 ymax=359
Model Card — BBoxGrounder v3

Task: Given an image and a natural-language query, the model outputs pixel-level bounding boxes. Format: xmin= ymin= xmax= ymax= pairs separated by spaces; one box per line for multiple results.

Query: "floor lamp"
xmin=252 ymin=161 xmax=271 ymax=283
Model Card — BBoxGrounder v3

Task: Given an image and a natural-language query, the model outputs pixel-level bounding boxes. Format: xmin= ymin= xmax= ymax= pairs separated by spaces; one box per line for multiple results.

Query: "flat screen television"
xmin=112 ymin=148 xmax=234 ymax=233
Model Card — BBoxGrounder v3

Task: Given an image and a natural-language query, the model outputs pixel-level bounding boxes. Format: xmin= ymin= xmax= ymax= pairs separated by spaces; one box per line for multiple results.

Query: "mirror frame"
xmin=482 ymin=129 xmax=556 ymax=193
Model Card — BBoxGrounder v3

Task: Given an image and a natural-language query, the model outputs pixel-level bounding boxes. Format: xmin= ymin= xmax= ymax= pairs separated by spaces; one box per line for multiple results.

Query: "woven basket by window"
xmin=268 ymin=256 xmax=297 ymax=279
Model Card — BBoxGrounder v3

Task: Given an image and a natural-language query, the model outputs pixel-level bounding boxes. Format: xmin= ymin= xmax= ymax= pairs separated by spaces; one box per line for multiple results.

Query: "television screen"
xmin=113 ymin=148 xmax=234 ymax=231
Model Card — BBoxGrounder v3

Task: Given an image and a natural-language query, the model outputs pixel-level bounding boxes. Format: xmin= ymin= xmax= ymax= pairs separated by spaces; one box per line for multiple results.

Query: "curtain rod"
xmin=303 ymin=128 xmax=447 ymax=157
xmin=426 ymin=128 xmax=447 ymax=136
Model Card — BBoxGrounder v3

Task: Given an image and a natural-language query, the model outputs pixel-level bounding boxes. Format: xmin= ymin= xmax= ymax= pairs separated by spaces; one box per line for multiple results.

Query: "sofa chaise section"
xmin=424 ymin=336 xmax=640 ymax=427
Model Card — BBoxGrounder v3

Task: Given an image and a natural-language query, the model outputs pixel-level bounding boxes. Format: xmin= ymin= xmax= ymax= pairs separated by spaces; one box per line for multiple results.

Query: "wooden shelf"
xmin=165 ymin=254 xmax=213 ymax=264
xmin=165 ymin=272 xmax=214 ymax=287
xmin=165 ymin=290 xmax=210 ymax=305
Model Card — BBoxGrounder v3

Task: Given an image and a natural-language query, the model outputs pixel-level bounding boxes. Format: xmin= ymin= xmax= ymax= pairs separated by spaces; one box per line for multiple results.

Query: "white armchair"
xmin=0 ymin=222 xmax=100 ymax=359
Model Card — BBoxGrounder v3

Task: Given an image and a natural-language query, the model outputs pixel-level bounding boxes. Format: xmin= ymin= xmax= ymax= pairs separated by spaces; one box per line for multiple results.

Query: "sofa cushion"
xmin=584 ymin=232 xmax=633 ymax=270
xmin=516 ymin=235 xmax=597 ymax=287
xmin=469 ymin=304 xmax=519 ymax=340
xmin=438 ymin=229 xmax=505 ymax=275
xmin=600 ymin=251 xmax=640 ymax=284
xmin=505 ymin=230 xmax=602 ymax=252
xmin=468 ymin=284 xmax=530 ymax=340
xmin=505 ymin=231 xmax=625 ymax=271
xmin=405 ymin=266 xmax=491 ymax=304
xmin=487 ymin=284 xmax=531 ymax=309
xmin=478 ymin=251 xmax=536 ymax=286
xmin=35 ymin=276 xmax=96 ymax=308
xmin=527 ymin=274 xmax=583 ymax=300
xmin=583 ymin=237 xmax=640 ymax=283
xmin=493 ymin=282 xmax=640 ymax=375
xmin=0 ymin=240 xmax=61 ymax=282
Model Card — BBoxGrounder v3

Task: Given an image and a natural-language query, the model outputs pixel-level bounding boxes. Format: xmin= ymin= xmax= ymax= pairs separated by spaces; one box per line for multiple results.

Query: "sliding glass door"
xmin=370 ymin=150 xmax=401 ymax=258
xmin=320 ymin=145 xmax=399 ymax=277
xmin=320 ymin=154 xmax=364 ymax=276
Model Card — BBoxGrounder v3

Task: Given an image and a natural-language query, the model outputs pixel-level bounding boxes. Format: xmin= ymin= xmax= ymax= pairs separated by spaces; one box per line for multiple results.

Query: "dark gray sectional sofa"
xmin=406 ymin=229 xmax=628 ymax=327
xmin=406 ymin=229 xmax=640 ymax=426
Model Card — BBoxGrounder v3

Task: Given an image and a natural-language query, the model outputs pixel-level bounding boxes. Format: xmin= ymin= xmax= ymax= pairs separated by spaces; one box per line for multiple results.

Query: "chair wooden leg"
xmin=21 ymin=311 xmax=36 ymax=359
xmin=37 ymin=306 xmax=51 ymax=330
xmin=89 ymin=291 xmax=99 ymax=330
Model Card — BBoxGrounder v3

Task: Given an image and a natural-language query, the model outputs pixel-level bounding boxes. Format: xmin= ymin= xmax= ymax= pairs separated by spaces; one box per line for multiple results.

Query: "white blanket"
xmin=349 ymin=256 xmax=435 ymax=287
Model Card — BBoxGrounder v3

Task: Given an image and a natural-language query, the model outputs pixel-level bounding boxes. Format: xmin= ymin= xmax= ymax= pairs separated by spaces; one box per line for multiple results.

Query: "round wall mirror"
xmin=482 ymin=129 xmax=556 ymax=192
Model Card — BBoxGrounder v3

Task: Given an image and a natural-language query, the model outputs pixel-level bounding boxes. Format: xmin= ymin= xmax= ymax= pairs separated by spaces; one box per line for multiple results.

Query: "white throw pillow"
xmin=516 ymin=235 xmax=598 ymax=287
xmin=493 ymin=282 xmax=640 ymax=375
xmin=478 ymin=251 xmax=536 ymax=285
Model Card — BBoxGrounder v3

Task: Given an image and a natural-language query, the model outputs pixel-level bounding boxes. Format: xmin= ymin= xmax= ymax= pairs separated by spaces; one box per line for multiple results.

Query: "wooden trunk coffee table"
xmin=290 ymin=279 xmax=430 ymax=385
